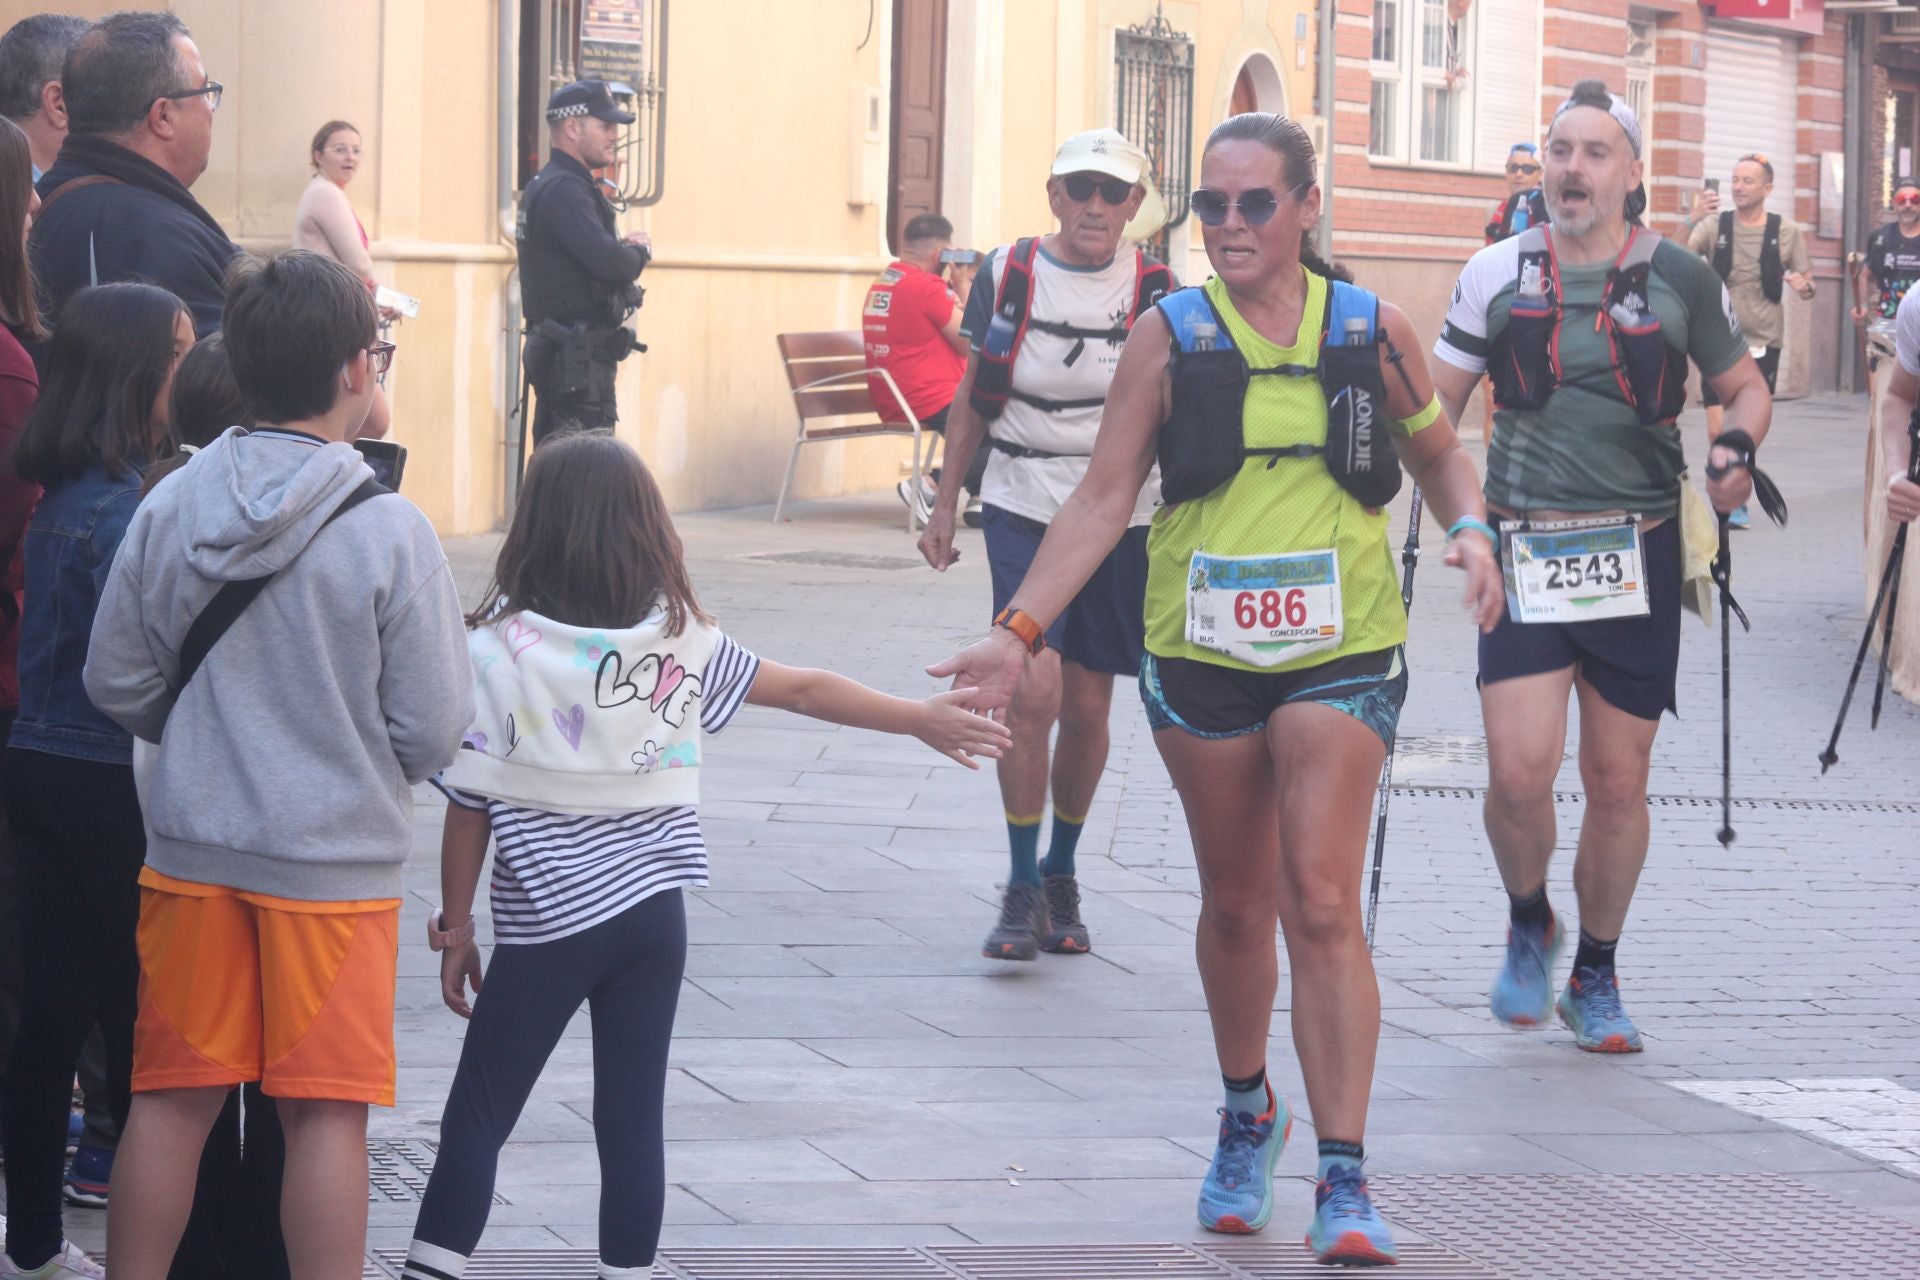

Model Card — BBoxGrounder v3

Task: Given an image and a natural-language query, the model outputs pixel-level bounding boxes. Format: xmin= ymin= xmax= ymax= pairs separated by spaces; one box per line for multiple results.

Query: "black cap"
xmin=545 ymin=80 xmax=635 ymax=126
xmin=1897 ymin=175 xmax=1920 ymax=196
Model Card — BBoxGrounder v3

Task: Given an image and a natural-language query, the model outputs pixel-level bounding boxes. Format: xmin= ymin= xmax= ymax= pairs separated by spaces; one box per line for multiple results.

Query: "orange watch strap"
xmin=994 ymin=607 xmax=1045 ymax=654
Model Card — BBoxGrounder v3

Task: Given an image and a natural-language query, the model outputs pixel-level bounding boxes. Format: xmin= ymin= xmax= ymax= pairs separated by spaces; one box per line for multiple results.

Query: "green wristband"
xmin=1448 ymin=516 xmax=1498 ymax=546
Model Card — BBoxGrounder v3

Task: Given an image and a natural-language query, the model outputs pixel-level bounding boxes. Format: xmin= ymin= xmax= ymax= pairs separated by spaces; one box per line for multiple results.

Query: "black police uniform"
xmin=518 ymin=80 xmax=648 ymax=444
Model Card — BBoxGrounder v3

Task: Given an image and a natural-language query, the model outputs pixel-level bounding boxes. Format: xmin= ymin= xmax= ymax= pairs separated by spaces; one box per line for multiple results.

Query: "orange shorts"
xmin=133 ymin=868 xmax=402 ymax=1105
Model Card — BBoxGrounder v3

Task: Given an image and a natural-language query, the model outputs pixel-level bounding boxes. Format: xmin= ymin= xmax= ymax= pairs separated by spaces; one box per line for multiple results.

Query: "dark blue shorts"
xmin=982 ymin=504 xmax=1148 ymax=677
xmin=1478 ymin=516 xmax=1683 ymax=721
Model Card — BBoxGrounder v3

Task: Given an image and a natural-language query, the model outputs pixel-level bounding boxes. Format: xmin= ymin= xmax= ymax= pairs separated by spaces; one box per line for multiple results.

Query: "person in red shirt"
xmin=864 ymin=213 xmax=982 ymax=524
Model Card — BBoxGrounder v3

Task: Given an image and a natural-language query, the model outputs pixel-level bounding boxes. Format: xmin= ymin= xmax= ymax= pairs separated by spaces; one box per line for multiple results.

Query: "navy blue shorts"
xmin=1478 ymin=516 xmax=1683 ymax=721
xmin=982 ymin=504 xmax=1147 ymax=677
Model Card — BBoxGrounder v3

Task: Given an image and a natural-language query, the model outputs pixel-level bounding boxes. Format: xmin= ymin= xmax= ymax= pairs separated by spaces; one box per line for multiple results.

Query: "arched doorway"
xmin=1227 ymin=51 xmax=1286 ymax=119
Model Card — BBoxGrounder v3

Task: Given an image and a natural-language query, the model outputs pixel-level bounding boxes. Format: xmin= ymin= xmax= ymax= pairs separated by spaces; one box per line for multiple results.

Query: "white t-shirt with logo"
xmin=960 ymin=242 xmax=1161 ymax=526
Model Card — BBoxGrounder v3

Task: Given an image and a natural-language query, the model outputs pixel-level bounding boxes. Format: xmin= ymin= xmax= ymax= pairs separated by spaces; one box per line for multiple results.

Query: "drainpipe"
xmin=498 ymin=0 xmax=525 ymax=512
xmin=1316 ymin=0 xmax=1336 ymax=261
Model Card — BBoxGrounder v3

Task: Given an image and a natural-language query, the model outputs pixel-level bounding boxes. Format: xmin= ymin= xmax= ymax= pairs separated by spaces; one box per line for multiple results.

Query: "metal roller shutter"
xmin=1474 ymin=0 xmax=1542 ymax=171
xmin=1703 ymin=26 xmax=1798 ymax=215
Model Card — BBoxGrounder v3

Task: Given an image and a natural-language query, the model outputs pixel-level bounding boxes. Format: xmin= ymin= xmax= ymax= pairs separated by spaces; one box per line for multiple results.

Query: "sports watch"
xmin=993 ymin=607 xmax=1046 ymax=654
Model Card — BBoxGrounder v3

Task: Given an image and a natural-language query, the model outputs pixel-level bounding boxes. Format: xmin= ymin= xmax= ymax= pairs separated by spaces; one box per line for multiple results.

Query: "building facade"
xmin=35 ymin=0 xmax=1906 ymax=532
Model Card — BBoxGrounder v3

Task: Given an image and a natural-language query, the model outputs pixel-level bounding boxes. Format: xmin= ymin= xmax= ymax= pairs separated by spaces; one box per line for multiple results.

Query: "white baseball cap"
xmin=1048 ymin=128 xmax=1168 ymax=243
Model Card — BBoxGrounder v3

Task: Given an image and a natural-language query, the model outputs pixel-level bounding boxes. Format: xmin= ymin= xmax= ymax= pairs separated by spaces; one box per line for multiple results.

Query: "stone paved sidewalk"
xmin=45 ymin=396 xmax=1920 ymax=1275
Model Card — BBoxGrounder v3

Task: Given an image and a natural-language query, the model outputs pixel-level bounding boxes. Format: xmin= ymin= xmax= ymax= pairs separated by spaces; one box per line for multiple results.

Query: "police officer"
xmin=518 ymin=79 xmax=650 ymax=445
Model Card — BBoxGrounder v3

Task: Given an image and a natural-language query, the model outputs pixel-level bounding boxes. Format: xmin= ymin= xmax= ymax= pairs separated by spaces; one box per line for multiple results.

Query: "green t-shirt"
xmin=1435 ymin=231 xmax=1747 ymax=518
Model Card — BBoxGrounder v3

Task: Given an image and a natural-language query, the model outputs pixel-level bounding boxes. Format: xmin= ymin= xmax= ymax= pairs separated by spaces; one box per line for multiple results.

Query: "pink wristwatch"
xmin=427 ymin=910 xmax=476 ymax=952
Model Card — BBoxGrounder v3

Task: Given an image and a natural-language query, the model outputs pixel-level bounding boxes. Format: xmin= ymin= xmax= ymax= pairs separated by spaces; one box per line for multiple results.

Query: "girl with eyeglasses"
xmin=931 ymin=111 xmax=1503 ymax=1264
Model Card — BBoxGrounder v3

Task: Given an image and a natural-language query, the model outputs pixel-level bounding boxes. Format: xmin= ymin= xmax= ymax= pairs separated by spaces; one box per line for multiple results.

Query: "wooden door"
xmin=889 ymin=0 xmax=946 ymax=253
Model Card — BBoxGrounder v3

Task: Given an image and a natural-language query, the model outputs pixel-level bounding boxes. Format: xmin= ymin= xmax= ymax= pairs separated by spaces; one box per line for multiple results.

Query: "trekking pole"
xmin=1365 ymin=484 xmax=1423 ymax=952
xmin=1821 ymin=408 xmax=1920 ymax=771
xmin=1712 ymin=512 xmax=1739 ymax=846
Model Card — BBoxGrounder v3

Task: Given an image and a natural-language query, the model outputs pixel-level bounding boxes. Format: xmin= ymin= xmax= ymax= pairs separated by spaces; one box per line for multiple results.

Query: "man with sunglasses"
xmin=1856 ymin=177 xmax=1920 ymax=331
xmin=1687 ymin=154 xmax=1812 ymax=529
xmin=917 ymin=128 xmax=1170 ymax=964
xmin=1431 ymin=81 xmax=1770 ymax=1057
xmin=30 ymin=11 xmax=236 ymax=341
xmin=1485 ymin=142 xmax=1548 ymax=245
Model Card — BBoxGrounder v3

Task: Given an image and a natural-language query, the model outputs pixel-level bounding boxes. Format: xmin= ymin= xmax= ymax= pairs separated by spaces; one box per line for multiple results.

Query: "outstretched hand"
xmin=915 ymin=688 xmax=1014 ymax=768
xmin=1443 ymin=532 xmax=1505 ymax=632
xmin=927 ymin=629 xmax=1027 ymax=714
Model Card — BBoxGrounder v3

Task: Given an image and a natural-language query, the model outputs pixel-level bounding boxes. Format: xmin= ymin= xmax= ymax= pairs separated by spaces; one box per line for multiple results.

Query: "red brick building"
xmin=1327 ymin=0 xmax=1849 ymax=394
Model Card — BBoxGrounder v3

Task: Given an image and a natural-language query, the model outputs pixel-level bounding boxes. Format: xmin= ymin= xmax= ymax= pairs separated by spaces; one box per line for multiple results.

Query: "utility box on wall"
xmin=848 ymin=85 xmax=883 ymax=206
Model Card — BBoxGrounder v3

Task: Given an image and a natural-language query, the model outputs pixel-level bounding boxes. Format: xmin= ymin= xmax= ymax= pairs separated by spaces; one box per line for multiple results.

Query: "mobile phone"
xmin=1704 ymin=178 xmax=1720 ymax=194
xmin=939 ymin=248 xmax=979 ymax=266
xmin=354 ymin=438 xmax=408 ymax=491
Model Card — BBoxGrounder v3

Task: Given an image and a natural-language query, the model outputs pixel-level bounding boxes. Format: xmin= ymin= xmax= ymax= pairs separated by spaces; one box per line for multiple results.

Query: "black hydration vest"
xmin=1155 ymin=282 xmax=1401 ymax=509
xmin=1711 ymin=211 xmax=1783 ymax=305
xmin=1488 ymin=225 xmax=1690 ymax=428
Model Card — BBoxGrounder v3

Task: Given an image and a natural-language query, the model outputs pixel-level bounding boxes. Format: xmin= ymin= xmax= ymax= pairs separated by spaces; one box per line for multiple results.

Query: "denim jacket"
xmin=10 ymin=464 xmax=141 ymax=763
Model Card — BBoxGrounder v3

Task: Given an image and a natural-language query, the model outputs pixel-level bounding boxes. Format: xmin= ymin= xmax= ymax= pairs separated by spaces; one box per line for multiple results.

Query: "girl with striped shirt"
xmin=401 ymin=433 xmax=1008 ymax=1280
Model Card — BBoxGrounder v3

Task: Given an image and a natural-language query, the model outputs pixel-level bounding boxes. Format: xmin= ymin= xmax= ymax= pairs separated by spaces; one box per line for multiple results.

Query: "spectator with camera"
xmin=863 ymin=212 xmax=984 ymax=525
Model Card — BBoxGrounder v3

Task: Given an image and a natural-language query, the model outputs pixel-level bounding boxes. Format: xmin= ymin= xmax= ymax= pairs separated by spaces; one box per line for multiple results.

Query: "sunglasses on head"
xmin=1188 ymin=182 xmax=1308 ymax=228
xmin=1060 ymin=173 xmax=1136 ymax=205
xmin=1897 ymin=191 xmax=1920 ymax=208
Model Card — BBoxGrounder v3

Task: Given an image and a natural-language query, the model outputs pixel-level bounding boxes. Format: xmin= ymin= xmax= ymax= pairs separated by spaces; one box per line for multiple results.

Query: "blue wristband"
xmin=1448 ymin=516 xmax=1498 ymax=546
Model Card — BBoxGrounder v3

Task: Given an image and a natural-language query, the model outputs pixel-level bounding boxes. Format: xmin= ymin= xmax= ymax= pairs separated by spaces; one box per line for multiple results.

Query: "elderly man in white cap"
xmin=917 ymin=128 xmax=1172 ymax=962
xmin=1429 ymin=80 xmax=1770 ymax=1055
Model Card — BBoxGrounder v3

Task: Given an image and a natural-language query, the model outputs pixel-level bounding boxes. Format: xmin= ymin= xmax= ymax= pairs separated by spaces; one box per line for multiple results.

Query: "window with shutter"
xmin=1369 ymin=0 xmax=1480 ymax=167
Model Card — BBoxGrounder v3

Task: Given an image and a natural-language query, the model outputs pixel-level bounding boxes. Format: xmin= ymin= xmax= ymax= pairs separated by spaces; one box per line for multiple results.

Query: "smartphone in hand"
xmin=354 ymin=439 xmax=408 ymax=491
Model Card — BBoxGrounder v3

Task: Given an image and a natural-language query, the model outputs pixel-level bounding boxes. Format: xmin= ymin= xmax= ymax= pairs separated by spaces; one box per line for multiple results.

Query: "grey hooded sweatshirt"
xmin=84 ymin=427 xmax=474 ymax=901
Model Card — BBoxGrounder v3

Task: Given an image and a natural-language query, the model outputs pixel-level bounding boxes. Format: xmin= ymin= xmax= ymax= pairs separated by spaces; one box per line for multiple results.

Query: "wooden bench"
xmin=774 ymin=330 xmax=927 ymax=530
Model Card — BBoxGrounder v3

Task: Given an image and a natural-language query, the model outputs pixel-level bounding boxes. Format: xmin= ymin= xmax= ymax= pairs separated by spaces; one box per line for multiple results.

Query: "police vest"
xmin=1487 ymin=225 xmax=1689 ymax=427
xmin=968 ymin=237 xmax=1171 ymax=423
xmin=1711 ymin=210 xmax=1782 ymax=305
xmin=1154 ymin=280 xmax=1401 ymax=508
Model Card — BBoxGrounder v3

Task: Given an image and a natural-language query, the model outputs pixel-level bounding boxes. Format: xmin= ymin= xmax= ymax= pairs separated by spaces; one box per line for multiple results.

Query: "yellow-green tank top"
xmin=1144 ymin=271 xmax=1413 ymax=673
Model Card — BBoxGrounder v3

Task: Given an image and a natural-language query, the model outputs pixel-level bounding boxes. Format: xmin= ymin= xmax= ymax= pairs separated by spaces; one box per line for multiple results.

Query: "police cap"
xmin=545 ymin=80 xmax=635 ymax=126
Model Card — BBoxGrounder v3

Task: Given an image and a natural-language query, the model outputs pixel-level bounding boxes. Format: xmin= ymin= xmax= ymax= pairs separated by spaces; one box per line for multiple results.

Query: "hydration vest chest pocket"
xmin=1319 ymin=342 xmax=1401 ymax=508
xmin=1160 ymin=347 xmax=1250 ymax=505
xmin=1491 ymin=291 xmax=1557 ymax=411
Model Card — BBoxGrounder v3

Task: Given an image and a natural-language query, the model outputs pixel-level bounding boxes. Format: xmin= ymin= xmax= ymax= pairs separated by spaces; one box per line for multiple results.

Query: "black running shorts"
xmin=1477 ymin=517 xmax=1683 ymax=721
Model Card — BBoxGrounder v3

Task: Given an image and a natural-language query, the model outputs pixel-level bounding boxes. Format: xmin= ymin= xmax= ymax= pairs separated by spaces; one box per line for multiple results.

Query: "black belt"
xmin=988 ymin=436 xmax=1090 ymax=461
xmin=1008 ymin=389 xmax=1106 ymax=413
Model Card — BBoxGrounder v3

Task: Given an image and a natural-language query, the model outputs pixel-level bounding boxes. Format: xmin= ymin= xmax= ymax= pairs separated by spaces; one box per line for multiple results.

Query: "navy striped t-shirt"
xmin=437 ymin=633 xmax=759 ymax=944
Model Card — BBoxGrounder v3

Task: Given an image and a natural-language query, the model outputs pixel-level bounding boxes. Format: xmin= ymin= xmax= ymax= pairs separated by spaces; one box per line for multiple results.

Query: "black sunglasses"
xmin=156 ymin=80 xmax=222 ymax=112
xmin=1189 ymin=182 xmax=1309 ymax=228
xmin=1061 ymin=173 xmax=1136 ymax=205
xmin=1506 ymin=161 xmax=1541 ymax=175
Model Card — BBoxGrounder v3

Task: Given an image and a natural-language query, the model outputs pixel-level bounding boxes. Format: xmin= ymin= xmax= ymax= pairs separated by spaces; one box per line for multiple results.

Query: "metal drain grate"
xmin=929 ymin=1242 xmax=1232 ymax=1278
xmin=1391 ymin=784 xmax=1920 ymax=816
xmin=375 ymin=1250 xmax=597 ymax=1277
xmin=743 ymin=550 xmax=925 ymax=571
xmin=367 ymin=1140 xmax=506 ymax=1205
xmin=1373 ymin=1172 xmax=1920 ymax=1279
xmin=662 ymin=1248 xmax=958 ymax=1279
xmin=1196 ymin=1240 xmax=1494 ymax=1278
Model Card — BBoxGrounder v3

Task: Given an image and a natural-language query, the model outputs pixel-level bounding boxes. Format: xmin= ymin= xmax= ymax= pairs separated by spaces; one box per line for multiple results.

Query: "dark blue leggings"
xmin=408 ymin=889 xmax=686 ymax=1270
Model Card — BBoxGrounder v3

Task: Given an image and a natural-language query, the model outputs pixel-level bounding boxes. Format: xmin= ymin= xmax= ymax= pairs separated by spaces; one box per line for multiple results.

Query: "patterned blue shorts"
xmin=1139 ymin=647 xmax=1407 ymax=748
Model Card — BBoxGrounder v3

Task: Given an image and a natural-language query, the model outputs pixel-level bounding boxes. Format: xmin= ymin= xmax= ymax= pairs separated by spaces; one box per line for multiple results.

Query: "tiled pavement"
xmin=47 ymin=396 xmax=1920 ymax=1275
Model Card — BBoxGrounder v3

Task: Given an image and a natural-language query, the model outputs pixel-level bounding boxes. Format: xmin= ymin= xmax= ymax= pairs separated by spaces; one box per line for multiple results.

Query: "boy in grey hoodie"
xmin=83 ymin=251 xmax=473 ymax=1280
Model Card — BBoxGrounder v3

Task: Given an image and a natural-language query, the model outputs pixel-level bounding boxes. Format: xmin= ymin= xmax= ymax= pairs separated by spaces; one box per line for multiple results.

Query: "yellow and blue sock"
xmin=1006 ymin=812 xmax=1043 ymax=886
xmin=1038 ymin=807 xmax=1086 ymax=880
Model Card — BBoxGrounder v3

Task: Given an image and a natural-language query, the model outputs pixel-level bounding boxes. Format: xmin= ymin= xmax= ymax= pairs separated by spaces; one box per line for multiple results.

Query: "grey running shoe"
xmin=1040 ymin=874 xmax=1091 ymax=954
xmin=983 ymin=882 xmax=1047 ymax=961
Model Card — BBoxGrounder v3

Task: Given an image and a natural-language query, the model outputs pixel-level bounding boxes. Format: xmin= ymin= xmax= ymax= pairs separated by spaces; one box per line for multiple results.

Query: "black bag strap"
xmin=172 ymin=479 xmax=386 ymax=695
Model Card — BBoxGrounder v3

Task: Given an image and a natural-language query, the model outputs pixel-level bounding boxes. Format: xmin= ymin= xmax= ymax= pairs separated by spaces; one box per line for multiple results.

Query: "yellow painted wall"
xmin=13 ymin=0 xmax=1316 ymax=530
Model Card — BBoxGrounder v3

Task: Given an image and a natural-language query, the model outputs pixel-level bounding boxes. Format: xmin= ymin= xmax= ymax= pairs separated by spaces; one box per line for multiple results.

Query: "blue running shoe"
xmin=66 ymin=1108 xmax=82 ymax=1154
xmin=1196 ymin=1085 xmax=1291 ymax=1234
xmin=1307 ymin=1161 xmax=1399 ymax=1267
xmin=1556 ymin=965 xmax=1644 ymax=1053
xmin=62 ymin=1144 xmax=112 ymax=1208
xmin=1490 ymin=913 xmax=1562 ymax=1027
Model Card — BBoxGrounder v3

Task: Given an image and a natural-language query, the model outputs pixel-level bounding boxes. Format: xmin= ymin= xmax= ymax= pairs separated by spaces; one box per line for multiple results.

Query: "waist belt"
xmin=988 ymin=436 xmax=1090 ymax=461
xmin=1007 ymin=389 xmax=1106 ymax=413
